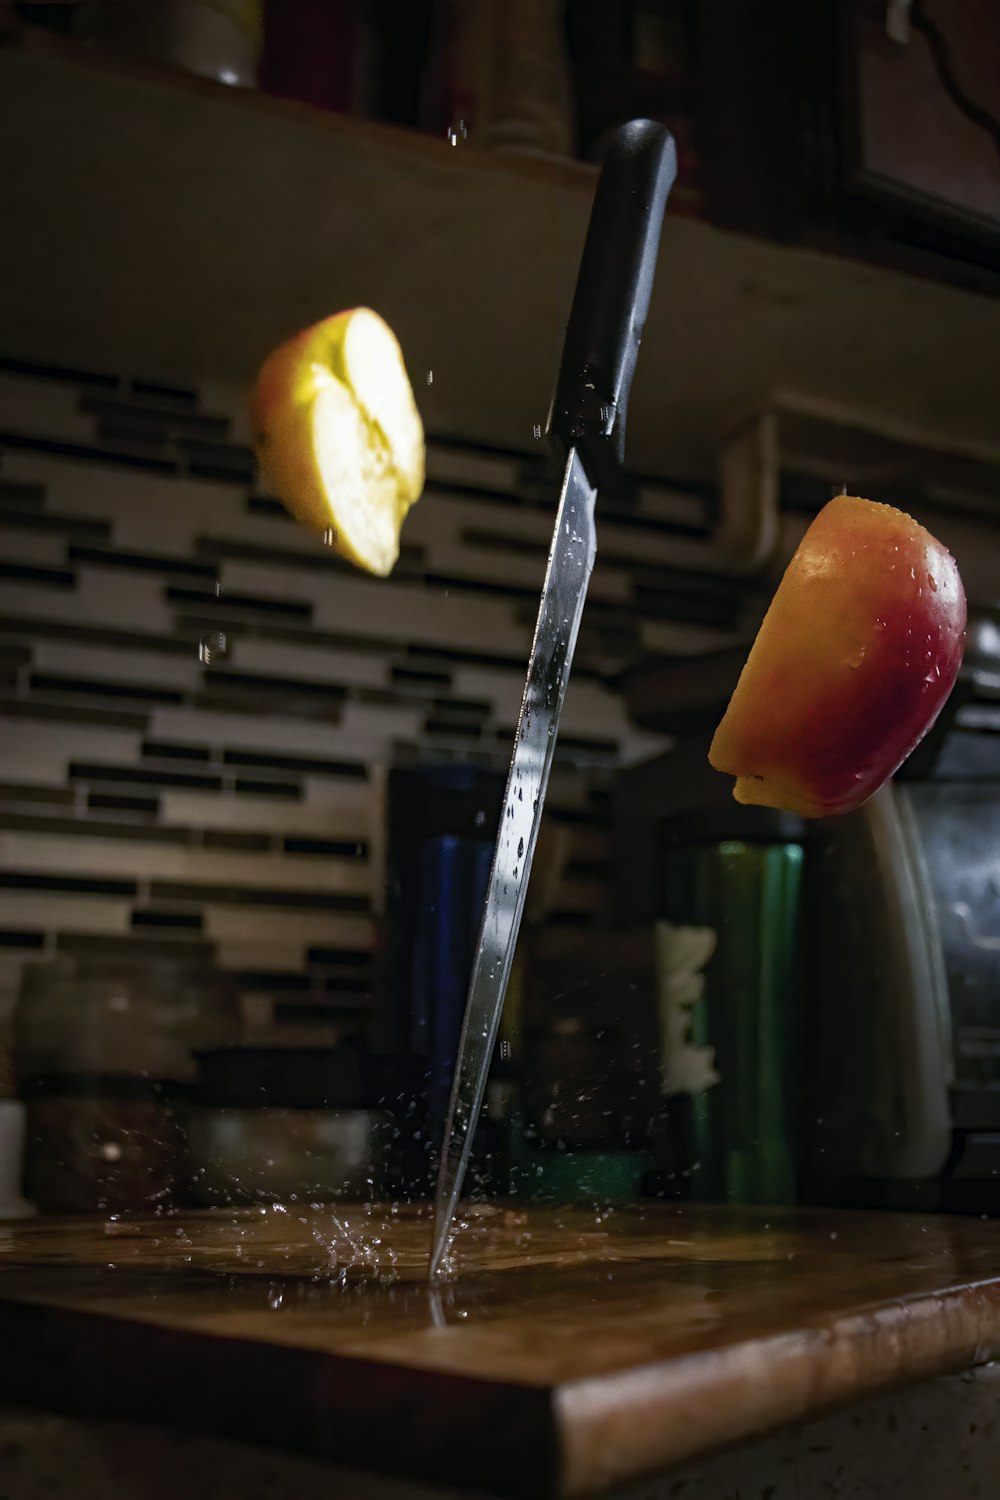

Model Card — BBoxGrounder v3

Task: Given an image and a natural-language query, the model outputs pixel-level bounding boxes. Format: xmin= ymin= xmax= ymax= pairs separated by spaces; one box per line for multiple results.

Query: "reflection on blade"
xmin=429 ymin=449 xmax=598 ymax=1280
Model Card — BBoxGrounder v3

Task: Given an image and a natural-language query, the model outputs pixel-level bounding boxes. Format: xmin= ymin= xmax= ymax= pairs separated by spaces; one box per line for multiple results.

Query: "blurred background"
xmin=1 ymin=0 xmax=999 ymax=1225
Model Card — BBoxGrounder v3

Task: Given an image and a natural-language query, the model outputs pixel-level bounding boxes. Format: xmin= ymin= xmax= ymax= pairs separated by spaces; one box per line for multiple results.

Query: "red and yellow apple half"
xmin=251 ymin=308 xmax=424 ymax=577
xmin=709 ymin=495 xmax=966 ymax=817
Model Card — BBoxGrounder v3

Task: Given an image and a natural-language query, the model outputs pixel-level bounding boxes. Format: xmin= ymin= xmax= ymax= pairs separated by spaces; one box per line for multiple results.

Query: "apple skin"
xmin=709 ymin=496 xmax=967 ymax=818
xmin=251 ymin=308 xmax=424 ymax=577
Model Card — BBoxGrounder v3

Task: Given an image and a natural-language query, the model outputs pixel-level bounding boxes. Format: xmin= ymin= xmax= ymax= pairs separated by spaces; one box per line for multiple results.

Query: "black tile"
xmin=0 ymin=810 xmax=193 ymax=845
xmin=431 ymin=696 xmax=491 ymax=719
xmin=0 ymin=613 xmax=194 ymax=659
xmin=88 ymin=792 xmax=160 ymax=816
xmin=142 ymin=740 xmax=213 ymax=763
xmin=461 ymin=527 xmax=547 ymax=558
xmin=0 ymin=479 xmax=45 ymax=510
xmin=131 ymin=909 xmax=204 ymax=930
xmin=57 ymin=932 xmax=214 ymax=962
xmin=70 ymin=544 xmax=216 ymax=581
xmin=81 ymin=395 xmax=227 ymax=439
xmin=0 ymin=699 xmax=149 ymax=731
xmin=130 ymin=378 xmax=199 ymax=406
xmin=391 ymin=664 xmax=451 ymax=690
xmin=179 ymin=438 xmax=255 ymax=483
xmin=0 ymin=929 xmax=45 ymax=949
xmin=0 ymin=871 xmax=136 ymax=897
xmin=230 ymin=970 xmax=312 ymax=993
xmin=322 ymin=975 xmax=371 ymax=995
xmin=0 ymin=644 xmax=31 ymax=668
xmin=149 ymin=879 xmax=369 ymax=912
xmin=0 ymin=561 xmax=75 ymax=587
xmin=30 ymin=673 xmax=183 ymax=706
xmin=202 ymin=829 xmax=274 ymax=851
xmin=0 ymin=781 xmax=75 ymax=805
xmin=0 ymin=430 xmax=177 ymax=475
xmin=222 ymin=748 xmax=366 ymax=780
xmin=0 ymin=355 xmax=117 ymax=389
xmin=274 ymin=1001 xmax=368 ymax=1024
xmin=282 ymin=837 xmax=367 ymax=858
xmin=544 ymin=804 xmax=611 ymax=828
xmin=203 ymin=670 xmax=342 ymax=701
xmin=92 ymin=416 xmax=168 ymax=454
xmin=246 ymin=495 xmax=285 ymax=518
xmin=306 ymin=947 xmax=372 ymax=968
xmin=632 ymin=584 xmax=744 ymax=630
xmin=70 ymin=762 xmax=224 ymax=792
xmin=231 ymin=779 xmax=302 ymax=800
xmin=0 ymin=510 xmax=110 ymax=542
xmin=547 ymin=910 xmax=596 ymax=927
xmin=169 ymin=587 xmax=311 ymax=620
xmin=566 ymin=859 xmax=610 ymax=881
xmin=406 ymin=642 xmax=528 ymax=674
xmin=425 ymin=571 xmax=539 ymax=604
xmin=425 ymin=718 xmax=483 ymax=740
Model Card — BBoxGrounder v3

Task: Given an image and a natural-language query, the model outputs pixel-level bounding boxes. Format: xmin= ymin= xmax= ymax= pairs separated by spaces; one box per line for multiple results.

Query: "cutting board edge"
xmin=0 ymin=1294 xmax=563 ymax=1500
xmin=552 ymin=1277 xmax=1000 ymax=1496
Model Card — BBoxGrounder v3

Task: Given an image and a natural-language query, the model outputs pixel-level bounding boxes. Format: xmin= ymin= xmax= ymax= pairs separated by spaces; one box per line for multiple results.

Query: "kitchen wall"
xmin=0 ymin=356 xmax=745 ymax=1044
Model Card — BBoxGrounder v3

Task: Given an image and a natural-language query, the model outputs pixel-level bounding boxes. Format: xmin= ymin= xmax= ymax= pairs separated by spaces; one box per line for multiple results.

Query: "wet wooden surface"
xmin=1 ymin=1203 xmax=999 ymax=1496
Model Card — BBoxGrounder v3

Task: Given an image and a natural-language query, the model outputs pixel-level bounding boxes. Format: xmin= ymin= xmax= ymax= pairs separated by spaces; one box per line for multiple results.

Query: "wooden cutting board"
xmin=1 ymin=1202 xmax=999 ymax=1497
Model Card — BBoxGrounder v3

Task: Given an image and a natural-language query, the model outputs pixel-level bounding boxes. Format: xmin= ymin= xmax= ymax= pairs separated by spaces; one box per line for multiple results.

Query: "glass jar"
xmin=14 ymin=956 xmax=239 ymax=1214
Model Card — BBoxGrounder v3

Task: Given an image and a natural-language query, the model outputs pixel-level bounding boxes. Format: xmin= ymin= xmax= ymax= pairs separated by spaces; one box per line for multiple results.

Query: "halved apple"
xmin=708 ymin=495 xmax=967 ymax=818
xmin=251 ymin=308 xmax=425 ymax=577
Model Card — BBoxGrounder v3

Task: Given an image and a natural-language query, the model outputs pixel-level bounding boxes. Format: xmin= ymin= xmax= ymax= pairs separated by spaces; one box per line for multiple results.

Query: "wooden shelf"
xmin=3 ymin=33 xmax=1000 ymax=478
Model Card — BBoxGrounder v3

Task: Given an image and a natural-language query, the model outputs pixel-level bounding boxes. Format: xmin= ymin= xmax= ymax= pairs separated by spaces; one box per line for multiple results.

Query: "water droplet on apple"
xmin=198 ymin=631 xmax=228 ymax=665
xmin=927 ymin=573 xmax=938 ymax=592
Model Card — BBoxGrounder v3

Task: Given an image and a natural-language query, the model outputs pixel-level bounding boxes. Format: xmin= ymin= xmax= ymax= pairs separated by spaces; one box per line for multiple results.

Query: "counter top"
xmin=1 ymin=1203 xmax=998 ymax=1496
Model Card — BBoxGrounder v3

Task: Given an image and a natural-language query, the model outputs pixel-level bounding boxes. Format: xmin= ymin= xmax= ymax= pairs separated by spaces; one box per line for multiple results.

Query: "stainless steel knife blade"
xmin=428 ymin=448 xmax=597 ymax=1279
xmin=427 ymin=118 xmax=676 ymax=1280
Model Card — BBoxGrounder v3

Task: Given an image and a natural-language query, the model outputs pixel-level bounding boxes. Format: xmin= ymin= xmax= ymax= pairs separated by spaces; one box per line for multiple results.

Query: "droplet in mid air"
xmin=199 ymin=631 xmax=229 ymax=666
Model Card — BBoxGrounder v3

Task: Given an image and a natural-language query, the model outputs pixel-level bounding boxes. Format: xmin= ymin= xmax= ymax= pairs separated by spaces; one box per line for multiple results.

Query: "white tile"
xmin=205 ymin=905 xmax=373 ymax=950
xmin=32 ymin=641 xmax=201 ymax=691
xmin=424 ymin=445 xmax=520 ymax=492
xmin=148 ymin=706 xmax=370 ymax=758
xmin=160 ymin=788 xmax=372 ymax=839
xmin=214 ymin=940 xmax=311 ymax=973
xmin=0 ymin=719 xmax=141 ymax=786
xmin=227 ymin=636 xmax=387 ymax=690
xmin=0 ymin=831 xmax=372 ymax=896
xmin=221 ymin=560 xmax=530 ymax=657
xmin=0 ymin=528 xmax=67 ymax=567
xmin=640 ymin=619 xmax=741 ymax=656
xmin=0 ymin=375 xmax=94 ymax=440
xmin=0 ymin=567 xmax=174 ymax=634
xmin=0 ymin=893 xmax=131 ymax=934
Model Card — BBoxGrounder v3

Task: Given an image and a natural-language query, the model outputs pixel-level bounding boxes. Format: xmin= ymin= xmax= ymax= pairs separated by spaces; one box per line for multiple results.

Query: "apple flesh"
xmin=709 ymin=495 xmax=967 ymax=818
xmin=251 ymin=308 xmax=424 ymax=577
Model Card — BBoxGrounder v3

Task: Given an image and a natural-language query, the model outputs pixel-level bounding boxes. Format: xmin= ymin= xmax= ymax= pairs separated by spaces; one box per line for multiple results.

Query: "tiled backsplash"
xmin=0 ymin=357 xmax=746 ymax=1043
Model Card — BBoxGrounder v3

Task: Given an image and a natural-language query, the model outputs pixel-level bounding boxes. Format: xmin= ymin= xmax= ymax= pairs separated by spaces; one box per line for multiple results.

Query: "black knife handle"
xmin=547 ymin=119 xmax=676 ymax=478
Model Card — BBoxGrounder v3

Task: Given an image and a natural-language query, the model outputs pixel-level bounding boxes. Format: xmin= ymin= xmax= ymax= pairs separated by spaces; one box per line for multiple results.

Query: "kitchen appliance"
xmin=800 ymin=615 xmax=1000 ymax=1212
xmin=617 ymin=613 xmax=1000 ymax=1214
xmin=429 ymin=117 xmax=677 ymax=1276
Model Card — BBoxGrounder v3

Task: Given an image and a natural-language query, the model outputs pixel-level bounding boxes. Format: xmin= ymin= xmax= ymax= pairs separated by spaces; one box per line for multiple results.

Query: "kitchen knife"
xmin=428 ymin=119 xmax=677 ymax=1280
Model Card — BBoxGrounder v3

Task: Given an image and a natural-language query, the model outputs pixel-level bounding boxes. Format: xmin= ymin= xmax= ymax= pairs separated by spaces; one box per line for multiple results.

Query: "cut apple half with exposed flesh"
xmin=251 ymin=308 xmax=425 ymax=578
